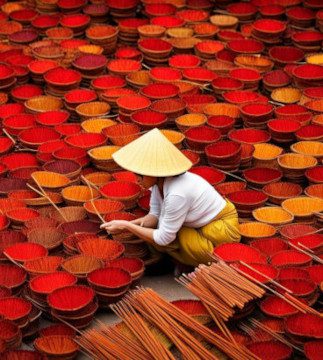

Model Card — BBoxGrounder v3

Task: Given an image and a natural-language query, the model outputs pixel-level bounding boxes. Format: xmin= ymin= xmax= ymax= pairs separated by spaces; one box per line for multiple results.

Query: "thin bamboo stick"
xmin=2 ymin=251 xmax=25 ymax=269
xmin=2 ymin=128 xmax=16 ymax=145
xmin=27 ymin=183 xmax=68 ymax=221
xmin=250 ymin=319 xmax=303 ymax=353
xmin=81 ymin=175 xmax=105 ymax=223
xmin=284 ymin=293 xmax=322 ymax=317
xmin=288 ymin=242 xmax=323 ymax=264
xmin=240 ymin=261 xmax=293 ymax=293
xmin=297 ymin=242 xmax=315 ymax=254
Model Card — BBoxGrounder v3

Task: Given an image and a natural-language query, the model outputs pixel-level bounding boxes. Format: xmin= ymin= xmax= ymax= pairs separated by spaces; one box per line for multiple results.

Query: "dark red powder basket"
xmin=278 ymin=267 xmax=310 ymax=281
xmin=18 ymin=127 xmax=61 ymax=149
xmin=0 ymin=263 xmax=26 ymax=293
xmin=229 ymin=128 xmax=271 ymax=144
xmin=87 ymin=267 xmax=132 ymax=294
xmin=250 ymin=237 xmax=289 ymax=257
xmin=107 ymin=257 xmax=145 ymax=279
xmin=306 ymin=265 xmax=323 ymax=286
xmin=3 ymin=114 xmax=36 ymax=136
xmin=36 ymin=110 xmax=70 ymax=127
xmin=131 ymin=110 xmax=167 ymax=130
xmin=305 ymin=166 xmax=323 ymax=184
xmin=100 ymin=181 xmax=142 ymax=210
xmin=214 ymin=243 xmax=267 ymax=264
xmin=29 ymin=271 xmax=77 ymax=298
xmin=304 ymin=341 xmax=323 ymax=360
xmin=277 ymin=278 xmax=317 ymax=298
xmin=169 ymin=54 xmax=201 ymax=69
xmin=4 ymin=242 xmax=47 ymax=262
xmin=149 ymin=66 xmax=182 ymax=82
xmin=189 ymin=166 xmax=225 ymax=186
xmin=285 ymin=313 xmax=323 ymax=340
xmin=270 ymin=250 xmax=312 ymax=268
xmin=48 ymin=285 xmax=95 ymax=314
xmin=215 ymin=181 xmax=246 ymax=196
xmin=247 ymin=340 xmax=292 ymax=360
xmin=233 ymin=263 xmax=278 ymax=284
xmin=65 ymin=132 xmax=106 ymax=150
xmin=243 ymin=167 xmax=283 ymax=188
xmin=185 ymin=126 xmax=221 ymax=151
xmin=227 ymin=39 xmax=264 ymax=55
xmin=0 ymin=297 xmax=32 ymax=326
xmin=227 ymin=190 xmax=268 ymax=218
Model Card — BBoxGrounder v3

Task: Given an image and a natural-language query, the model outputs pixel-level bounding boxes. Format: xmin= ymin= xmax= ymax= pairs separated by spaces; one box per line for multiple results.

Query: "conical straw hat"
xmin=112 ymin=128 xmax=192 ymax=177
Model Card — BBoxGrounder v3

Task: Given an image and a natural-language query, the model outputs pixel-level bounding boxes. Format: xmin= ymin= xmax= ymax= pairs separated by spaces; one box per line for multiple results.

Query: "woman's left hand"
xmin=100 ymin=220 xmax=129 ymax=234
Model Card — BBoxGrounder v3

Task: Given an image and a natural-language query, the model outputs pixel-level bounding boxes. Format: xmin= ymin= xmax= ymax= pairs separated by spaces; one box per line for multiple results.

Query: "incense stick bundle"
xmin=124 ymin=287 xmax=260 ymax=360
xmin=99 ymin=320 xmax=154 ymax=360
xmin=78 ymin=329 xmax=136 ymax=360
xmin=177 ymin=262 xmax=265 ymax=322
xmin=79 ymin=314 xmax=173 ymax=360
xmin=111 ymin=302 xmax=175 ymax=360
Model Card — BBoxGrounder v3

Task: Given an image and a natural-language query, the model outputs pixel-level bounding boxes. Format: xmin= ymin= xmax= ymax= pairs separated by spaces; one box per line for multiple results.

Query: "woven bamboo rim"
xmin=278 ymin=153 xmax=318 ymax=170
xmin=271 ymin=87 xmax=302 ymax=104
xmin=166 ymin=27 xmax=194 ymax=38
xmin=252 ymin=206 xmax=294 ymax=226
xmin=291 ymin=141 xmax=323 ymax=159
xmin=61 ymin=255 xmax=103 ymax=277
xmin=239 ymin=221 xmax=277 ymax=239
xmin=282 ymin=196 xmax=323 ymax=217
xmin=81 ymin=118 xmax=116 ymax=133
xmin=210 ymin=15 xmax=238 ymax=28
xmin=138 ymin=24 xmax=166 ymax=38
xmin=25 ymin=96 xmax=63 ymax=113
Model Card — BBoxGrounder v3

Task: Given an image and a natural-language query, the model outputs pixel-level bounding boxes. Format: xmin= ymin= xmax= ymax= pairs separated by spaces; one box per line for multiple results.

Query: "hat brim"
xmin=112 ymin=128 xmax=193 ymax=177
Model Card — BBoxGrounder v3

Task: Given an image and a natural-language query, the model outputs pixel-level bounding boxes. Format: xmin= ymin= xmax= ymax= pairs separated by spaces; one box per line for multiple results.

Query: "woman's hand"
xmin=130 ymin=218 xmax=145 ymax=226
xmin=100 ymin=220 xmax=129 ymax=234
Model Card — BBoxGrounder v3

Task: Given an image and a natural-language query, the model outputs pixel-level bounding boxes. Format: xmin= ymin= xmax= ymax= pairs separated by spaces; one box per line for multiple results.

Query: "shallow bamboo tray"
xmin=253 ymin=143 xmax=283 ymax=169
xmin=252 ymin=206 xmax=294 ymax=226
xmin=291 ymin=141 xmax=323 ymax=160
xmin=81 ymin=118 xmax=116 ymax=133
xmin=31 ymin=171 xmax=71 ymax=190
xmin=282 ymin=196 xmax=323 ymax=224
xmin=271 ymin=87 xmax=302 ymax=104
xmin=62 ymin=186 xmax=100 ymax=206
xmin=25 ymin=96 xmax=63 ymax=114
xmin=88 ymin=146 xmax=121 ymax=172
xmin=239 ymin=221 xmax=276 ymax=242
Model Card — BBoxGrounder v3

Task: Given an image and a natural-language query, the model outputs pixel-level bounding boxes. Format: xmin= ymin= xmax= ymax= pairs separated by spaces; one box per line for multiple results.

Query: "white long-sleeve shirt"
xmin=150 ymin=172 xmax=226 ymax=246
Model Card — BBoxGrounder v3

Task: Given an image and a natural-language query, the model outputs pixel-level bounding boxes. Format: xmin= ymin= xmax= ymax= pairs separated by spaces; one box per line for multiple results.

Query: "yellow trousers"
xmin=153 ymin=201 xmax=240 ymax=266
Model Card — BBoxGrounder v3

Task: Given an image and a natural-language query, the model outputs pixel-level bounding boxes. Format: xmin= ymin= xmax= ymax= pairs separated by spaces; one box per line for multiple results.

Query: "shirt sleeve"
xmin=148 ymin=186 xmax=161 ymax=218
xmin=153 ymin=194 xmax=189 ymax=246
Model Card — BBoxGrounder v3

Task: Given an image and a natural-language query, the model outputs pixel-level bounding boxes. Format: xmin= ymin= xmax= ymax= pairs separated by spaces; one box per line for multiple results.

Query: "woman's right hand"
xmin=130 ymin=218 xmax=145 ymax=226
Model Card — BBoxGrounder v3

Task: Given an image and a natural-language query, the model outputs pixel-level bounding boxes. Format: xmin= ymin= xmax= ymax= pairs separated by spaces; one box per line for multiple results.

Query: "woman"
xmin=101 ymin=128 xmax=240 ymax=267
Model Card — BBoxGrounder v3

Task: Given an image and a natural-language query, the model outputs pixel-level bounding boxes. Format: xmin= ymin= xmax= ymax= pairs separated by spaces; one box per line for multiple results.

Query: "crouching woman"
xmin=101 ymin=129 xmax=240 ymax=267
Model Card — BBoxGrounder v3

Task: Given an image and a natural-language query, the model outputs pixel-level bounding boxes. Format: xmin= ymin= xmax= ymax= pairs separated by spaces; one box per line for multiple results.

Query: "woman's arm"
xmin=100 ymin=220 xmax=155 ymax=244
xmin=131 ymin=214 xmax=158 ymax=228
xmin=101 ymin=195 xmax=188 ymax=247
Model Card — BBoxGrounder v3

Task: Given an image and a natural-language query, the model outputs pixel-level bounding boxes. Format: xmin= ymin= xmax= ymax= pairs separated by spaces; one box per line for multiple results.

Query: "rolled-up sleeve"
xmin=148 ymin=186 xmax=161 ymax=218
xmin=153 ymin=194 xmax=188 ymax=246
